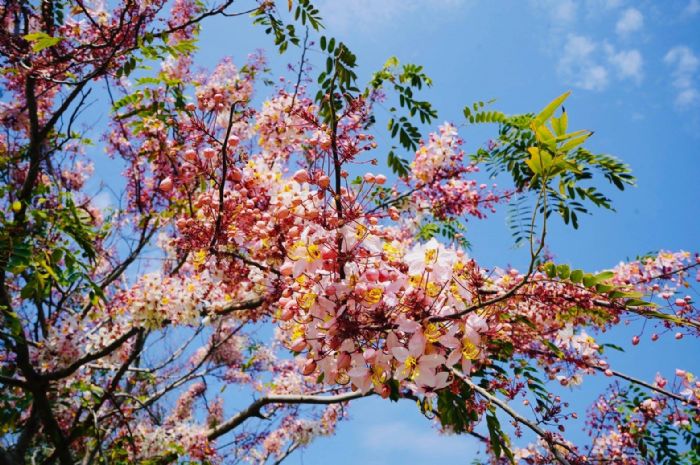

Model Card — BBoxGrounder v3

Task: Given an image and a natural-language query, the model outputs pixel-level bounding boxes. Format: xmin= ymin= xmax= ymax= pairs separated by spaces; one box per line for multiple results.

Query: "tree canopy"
xmin=0 ymin=1 xmax=698 ymax=464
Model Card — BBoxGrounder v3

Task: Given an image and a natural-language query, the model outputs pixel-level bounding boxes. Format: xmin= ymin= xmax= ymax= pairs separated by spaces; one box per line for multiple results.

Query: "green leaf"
xmin=595 ymin=271 xmax=614 ymax=282
xmin=417 ymin=223 xmax=439 ymax=241
xmin=570 ymin=269 xmax=583 ymax=283
xmin=383 ymin=56 xmax=399 ymax=69
xmin=544 ymin=262 xmax=557 ymax=278
xmin=7 ymin=242 xmax=32 ymax=274
xmin=556 ymin=264 xmax=570 ymax=280
xmin=5 ymin=310 xmax=23 ymax=337
xmin=582 ymin=274 xmax=596 ymax=288
xmin=534 ymin=91 xmax=571 ymax=126
xmin=625 ymin=298 xmax=655 ymax=307
xmin=559 ymin=131 xmax=593 ymax=153
xmin=543 ymin=339 xmax=564 ymax=358
xmin=24 ymin=32 xmax=63 ymax=52
xmin=526 ymin=147 xmax=552 ymax=176
xmin=486 ymin=414 xmax=503 ymax=459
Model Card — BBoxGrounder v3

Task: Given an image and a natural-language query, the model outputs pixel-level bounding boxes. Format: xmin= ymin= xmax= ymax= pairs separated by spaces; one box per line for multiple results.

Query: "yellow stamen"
xmin=426 ymin=282 xmax=442 ymax=298
xmin=462 ymin=339 xmax=480 ymax=360
xmin=424 ymin=323 xmax=441 ymax=343
xmin=364 ymin=288 xmax=383 ymax=305
xmin=409 ymin=275 xmax=423 ymax=288
xmin=297 ymin=293 xmax=317 ymax=310
xmin=403 ymin=356 xmax=419 ymax=380
xmin=306 ymin=244 xmax=321 ymax=262
xmin=424 ymin=248 xmax=438 ymax=264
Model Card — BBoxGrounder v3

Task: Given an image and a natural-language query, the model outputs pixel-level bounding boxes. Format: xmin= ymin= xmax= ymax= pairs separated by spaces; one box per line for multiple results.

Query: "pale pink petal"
xmin=446 ymin=349 xmax=460 ymax=366
xmin=440 ymin=334 xmax=460 ymax=349
xmin=408 ymin=331 xmax=426 ymax=356
xmin=386 ymin=332 xmax=400 ymax=350
xmin=348 ymin=366 xmax=369 ymax=377
xmin=391 ymin=346 xmax=410 ymax=362
xmin=461 ymin=359 xmax=473 ymax=375
xmin=397 ymin=316 xmax=421 ymax=333
xmin=434 ymin=371 xmax=450 ymax=389
xmin=415 ymin=368 xmax=436 ymax=387
xmin=419 ymin=353 xmax=445 ymax=368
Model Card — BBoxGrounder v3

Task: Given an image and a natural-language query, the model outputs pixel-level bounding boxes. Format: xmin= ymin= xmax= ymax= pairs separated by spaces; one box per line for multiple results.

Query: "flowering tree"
xmin=0 ymin=1 xmax=698 ymax=464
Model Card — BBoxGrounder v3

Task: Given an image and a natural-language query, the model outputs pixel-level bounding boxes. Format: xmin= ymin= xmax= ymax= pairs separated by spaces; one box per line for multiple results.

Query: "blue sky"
xmin=186 ymin=1 xmax=700 ymax=463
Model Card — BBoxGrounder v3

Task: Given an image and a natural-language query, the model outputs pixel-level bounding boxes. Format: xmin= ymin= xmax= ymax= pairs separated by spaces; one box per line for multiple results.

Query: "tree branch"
xmin=452 ymin=369 xmax=573 ymax=465
xmin=208 ymin=391 xmax=370 ymax=440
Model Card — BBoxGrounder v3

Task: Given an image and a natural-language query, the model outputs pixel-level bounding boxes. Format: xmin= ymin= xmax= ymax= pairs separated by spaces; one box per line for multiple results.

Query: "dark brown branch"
xmin=42 ymin=328 xmax=139 ymax=381
xmin=0 ymin=374 xmax=28 ymax=388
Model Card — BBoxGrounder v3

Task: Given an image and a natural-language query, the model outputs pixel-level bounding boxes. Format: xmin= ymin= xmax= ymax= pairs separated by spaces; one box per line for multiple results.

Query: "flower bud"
xmin=184 ymin=149 xmax=198 ymax=162
xmin=159 ymin=177 xmax=173 ymax=192
xmin=203 ymin=148 xmax=217 ymax=160
xmin=302 ymin=359 xmax=317 ymax=376
xmin=293 ymin=169 xmax=310 ymax=183
xmin=280 ymin=262 xmax=294 ymax=276
xmin=365 ymin=268 xmax=379 ymax=282
xmin=290 ymin=338 xmax=307 ymax=352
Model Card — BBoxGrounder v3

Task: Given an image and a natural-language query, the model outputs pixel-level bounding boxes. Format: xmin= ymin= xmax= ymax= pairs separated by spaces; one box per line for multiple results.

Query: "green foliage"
xmin=253 ymin=0 xmax=323 ymax=53
xmin=468 ymin=93 xmax=635 ymax=243
xmin=369 ymin=56 xmax=437 ymax=177
xmin=387 ymin=150 xmax=411 ymax=177
xmin=415 ymin=219 xmax=470 ymax=249
xmin=615 ymin=386 xmax=700 ymax=465
xmin=463 ymin=100 xmax=505 ymax=124
xmin=292 ymin=0 xmax=323 ymax=30
xmin=417 ymin=222 xmax=440 ymax=242
xmin=24 ymin=32 xmax=63 ymax=52
xmin=543 ymin=261 xmax=656 ymax=312
xmin=486 ymin=412 xmax=514 ymax=463
xmin=505 ymin=192 xmax=533 ymax=247
xmin=113 ymin=30 xmax=198 ymax=85
xmin=316 ymin=37 xmax=359 ymax=123
xmin=0 ymin=185 xmax=105 ymax=321
xmin=253 ymin=8 xmax=298 ymax=54
xmin=435 ymin=381 xmax=478 ymax=433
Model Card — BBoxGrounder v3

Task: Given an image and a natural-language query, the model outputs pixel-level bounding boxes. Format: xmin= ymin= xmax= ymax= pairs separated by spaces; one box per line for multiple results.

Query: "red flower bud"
xmin=301 ymin=359 xmax=317 ymax=376
xmin=159 ymin=177 xmax=173 ymax=192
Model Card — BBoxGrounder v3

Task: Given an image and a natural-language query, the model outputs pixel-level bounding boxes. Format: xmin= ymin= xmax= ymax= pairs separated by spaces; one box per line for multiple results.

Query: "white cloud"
xmin=605 ymin=45 xmax=644 ymax=83
xmin=676 ymin=88 xmax=700 ymax=107
xmin=664 ymin=46 xmax=700 ymax=108
xmin=615 ymin=7 xmax=643 ymax=36
xmin=317 ymin=0 xmax=469 ymax=33
xmin=684 ymin=0 xmax=700 ymax=16
xmin=530 ymin=0 xmax=577 ymax=23
xmin=585 ymin=0 xmax=624 ymax=12
xmin=558 ymin=34 xmax=609 ymax=91
xmin=558 ymin=35 xmax=645 ymax=90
